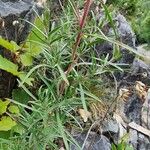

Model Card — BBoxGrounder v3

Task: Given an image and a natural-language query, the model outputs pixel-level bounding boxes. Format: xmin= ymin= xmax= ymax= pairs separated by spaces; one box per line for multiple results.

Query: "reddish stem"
xmin=59 ymin=0 xmax=93 ymax=94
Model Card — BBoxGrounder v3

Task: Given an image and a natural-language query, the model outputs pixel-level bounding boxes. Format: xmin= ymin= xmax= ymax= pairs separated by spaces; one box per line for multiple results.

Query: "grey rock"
xmin=95 ymin=13 xmax=136 ymax=81
xmin=96 ymin=13 xmax=136 ymax=64
xmin=138 ymin=133 xmax=150 ymax=150
xmin=0 ymin=0 xmax=33 ymax=17
xmin=124 ymin=94 xmax=143 ymax=124
xmin=142 ymin=88 xmax=150 ymax=129
xmin=102 ymin=119 xmax=119 ymax=134
xmin=128 ymin=129 xmax=138 ymax=149
xmin=127 ymin=59 xmax=150 ymax=84
xmin=70 ymin=132 xmax=111 ymax=150
xmin=0 ymin=0 xmax=43 ymax=42
xmin=115 ymin=14 xmax=136 ymax=47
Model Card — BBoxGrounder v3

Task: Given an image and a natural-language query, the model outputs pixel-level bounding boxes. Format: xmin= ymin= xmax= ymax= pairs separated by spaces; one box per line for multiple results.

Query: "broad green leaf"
xmin=26 ymin=42 xmax=42 ymax=56
xmin=0 ymin=99 xmax=10 ymax=115
xmin=0 ymin=55 xmax=19 ymax=76
xmin=12 ymin=124 xmax=25 ymax=135
xmin=0 ymin=116 xmax=16 ymax=131
xmin=8 ymin=105 xmax=20 ymax=114
xmin=0 ymin=36 xmax=20 ymax=52
xmin=12 ymin=89 xmax=30 ymax=104
xmin=20 ymin=53 xmax=33 ymax=66
xmin=28 ymin=17 xmax=46 ymax=42
xmin=0 ymin=131 xmax=11 ymax=139
xmin=0 ymin=55 xmax=33 ymax=85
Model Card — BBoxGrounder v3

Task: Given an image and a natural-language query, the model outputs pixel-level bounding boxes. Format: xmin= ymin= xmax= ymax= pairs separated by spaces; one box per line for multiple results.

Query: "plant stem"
xmin=59 ymin=0 xmax=93 ymax=95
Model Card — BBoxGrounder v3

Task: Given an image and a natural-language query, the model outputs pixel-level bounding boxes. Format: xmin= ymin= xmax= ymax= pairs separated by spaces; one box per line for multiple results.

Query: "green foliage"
xmin=112 ymin=142 xmax=134 ymax=150
xmin=0 ymin=99 xmax=20 ymax=131
xmin=12 ymin=89 xmax=30 ymax=104
xmin=0 ymin=37 xmax=42 ymax=85
xmin=0 ymin=116 xmax=16 ymax=131
xmin=111 ymin=0 xmax=138 ymax=15
xmin=0 ymin=99 xmax=10 ymax=115
xmin=135 ymin=12 xmax=150 ymax=44
xmin=0 ymin=36 xmax=20 ymax=52
xmin=0 ymin=55 xmax=20 ymax=76
xmin=110 ymin=0 xmax=150 ymax=44
xmin=0 ymin=1 xmax=147 ymax=149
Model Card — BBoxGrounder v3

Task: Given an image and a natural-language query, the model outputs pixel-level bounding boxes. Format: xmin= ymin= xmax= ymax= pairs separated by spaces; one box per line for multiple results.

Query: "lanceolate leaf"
xmin=0 ymin=55 xmax=19 ymax=76
xmin=0 ymin=55 xmax=34 ymax=85
xmin=0 ymin=36 xmax=20 ymax=52
xmin=20 ymin=53 xmax=33 ymax=66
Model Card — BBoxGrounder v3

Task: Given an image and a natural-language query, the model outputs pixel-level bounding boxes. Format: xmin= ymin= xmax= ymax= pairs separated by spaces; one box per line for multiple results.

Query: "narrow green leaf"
xmin=57 ymin=65 xmax=69 ymax=85
xmin=113 ymin=44 xmax=122 ymax=60
xmin=125 ymin=145 xmax=134 ymax=150
xmin=102 ymin=4 xmax=118 ymax=38
xmin=56 ymin=112 xmax=69 ymax=150
xmin=111 ymin=144 xmax=117 ymax=150
xmin=79 ymin=84 xmax=88 ymax=111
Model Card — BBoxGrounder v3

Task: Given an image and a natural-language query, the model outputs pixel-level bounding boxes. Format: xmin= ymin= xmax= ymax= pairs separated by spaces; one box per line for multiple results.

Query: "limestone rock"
xmin=70 ymin=132 xmax=111 ymax=150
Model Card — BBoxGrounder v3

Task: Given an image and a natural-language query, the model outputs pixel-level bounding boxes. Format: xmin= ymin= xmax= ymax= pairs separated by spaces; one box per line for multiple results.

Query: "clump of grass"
xmin=0 ymin=0 xmax=139 ymax=149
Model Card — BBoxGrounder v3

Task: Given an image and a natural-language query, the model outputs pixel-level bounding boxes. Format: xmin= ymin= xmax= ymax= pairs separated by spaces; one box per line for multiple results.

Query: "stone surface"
xmin=95 ymin=13 xmax=136 ymax=81
xmin=128 ymin=129 xmax=138 ymax=149
xmin=95 ymin=13 xmax=136 ymax=63
xmin=138 ymin=133 xmax=150 ymax=150
xmin=102 ymin=119 xmax=119 ymax=134
xmin=70 ymin=132 xmax=111 ymax=150
xmin=142 ymin=88 xmax=150 ymax=129
xmin=124 ymin=94 xmax=143 ymax=124
xmin=0 ymin=0 xmax=33 ymax=17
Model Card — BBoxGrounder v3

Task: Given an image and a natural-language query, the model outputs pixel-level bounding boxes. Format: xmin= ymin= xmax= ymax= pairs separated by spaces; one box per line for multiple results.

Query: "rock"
xmin=0 ymin=0 xmax=43 ymax=97
xmin=124 ymin=94 xmax=143 ymax=124
xmin=138 ymin=133 xmax=150 ymax=150
xmin=141 ymin=88 xmax=150 ymax=129
xmin=102 ymin=119 xmax=119 ymax=134
xmin=95 ymin=12 xmax=136 ymax=80
xmin=95 ymin=13 xmax=136 ymax=63
xmin=128 ymin=129 xmax=138 ymax=149
xmin=70 ymin=132 xmax=111 ymax=150
xmin=115 ymin=14 xmax=136 ymax=47
xmin=102 ymin=119 xmax=119 ymax=144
